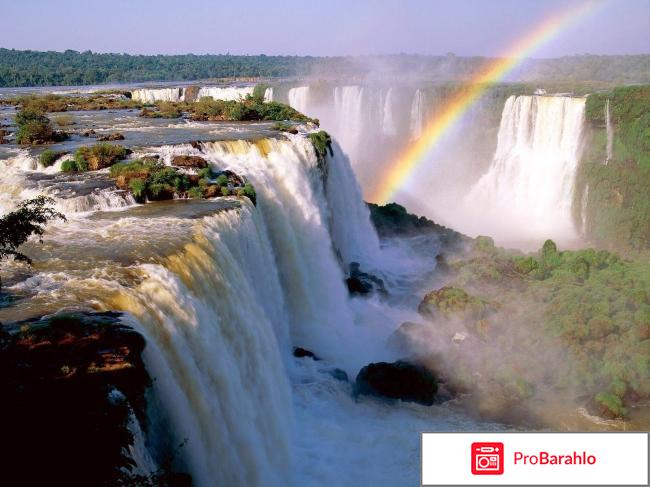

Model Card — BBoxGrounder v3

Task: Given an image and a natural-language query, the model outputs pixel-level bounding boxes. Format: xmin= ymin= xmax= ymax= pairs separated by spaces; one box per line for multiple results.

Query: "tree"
xmin=0 ymin=196 xmax=65 ymax=287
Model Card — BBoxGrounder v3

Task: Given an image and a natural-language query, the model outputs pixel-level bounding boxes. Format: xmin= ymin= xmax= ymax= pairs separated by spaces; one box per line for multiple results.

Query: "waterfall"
xmin=131 ymin=88 xmax=184 ymax=103
xmin=324 ymin=141 xmax=381 ymax=268
xmin=196 ymin=86 xmax=254 ymax=101
xmin=381 ymin=88 xmax=397 ymax=136
xmin=333 ymin=86 xmax=365 ymax=161
xmin=605 ymin=99 xmax=613 ymax=165
xmin=465 ymin=95 xmax=586 ymax=242
xmin=287 ymin=87 xmax=310 ymax=114
xmin=409 ymin=89 xmax=425 ymax=140
xmin=581 ymin=184 xmax=590 ymax=235
xmin=264 ymin=87 xmax=274 ymax=102
xmin=110 ymin=204 xmax=293 ymax=487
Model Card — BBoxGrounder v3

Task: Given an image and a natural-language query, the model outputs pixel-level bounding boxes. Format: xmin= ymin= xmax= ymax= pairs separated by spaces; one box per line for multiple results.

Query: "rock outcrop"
xmin=172 ymin=155 xmax=208 ymax=169
xmin=345 ymin=262 xmax=387 ymax=296
xmin=354 ymin=360 xmax=438 ymax=405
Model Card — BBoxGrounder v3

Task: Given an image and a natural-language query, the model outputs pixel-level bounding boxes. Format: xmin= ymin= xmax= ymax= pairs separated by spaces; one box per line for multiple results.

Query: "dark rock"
xmin=330 ymin=368 xmax=349 ymax=382
xmin=82 ymin=129 xmax=96 ymax=137
xmin=293 ymin=347 xmax=320 ymax=360
xmin=172 ymin=155 xmax=208 ymax=169
xmin=0 ymin=311 xmax=156 ymax=486
xmin=354 ymin=360 xmax=438 ymax=405
xmin=345 ymin=262 xmax=387 ymax=296
xmin=189 ymin=140 xmax=202 ymax=150
xmin=97 ymin=132 xmax=125 ymax=141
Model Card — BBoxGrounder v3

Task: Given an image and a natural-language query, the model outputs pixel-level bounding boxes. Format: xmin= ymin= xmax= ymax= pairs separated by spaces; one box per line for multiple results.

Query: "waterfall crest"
xmin=464 ymin=95 xmax=586 ymax=243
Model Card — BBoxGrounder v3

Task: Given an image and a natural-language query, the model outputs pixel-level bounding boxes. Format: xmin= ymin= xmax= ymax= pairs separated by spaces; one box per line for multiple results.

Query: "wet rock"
xmin=293 ymin=347 xmax=320 ymax=360
xmin=189 ymin=140 xmax=202 ymax=150
xmin=172 ymin=155 xmax=208 ymax=169
xmin=387 ymin=321 xmax=433 ymax=355
xmin=97 ymin=132 xmax=125 ymax=141
xmin=345 ymin=262 xmax=387 ymax=296
xmin=354 ymin=360 xmax=438 ymax=405
xmin=330 ymin=368 xmax=349 ymax=382
xmin=82 ymin=129 xmax=97 ymax=137
xmin=0 ymin=311 xmax=153 ymax=486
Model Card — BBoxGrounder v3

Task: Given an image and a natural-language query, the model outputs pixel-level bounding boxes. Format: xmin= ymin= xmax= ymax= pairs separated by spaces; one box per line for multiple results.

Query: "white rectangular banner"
xmin=421 ymin=432 xmax=648 ymax=486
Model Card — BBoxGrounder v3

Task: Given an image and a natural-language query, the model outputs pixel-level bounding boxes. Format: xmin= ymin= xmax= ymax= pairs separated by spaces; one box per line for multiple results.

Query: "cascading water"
xmin=109 ymin=204 xmax=294 ymax=487
xmin=131 ymin=88 xmax=184 ymax=103
xmin=463 ymin=95 xmax=586 ymax=244
xmin=196 ymin=86 xmax=254 ymax=101
xmin=381 ymin=88 xmax=397 ymax=136
xmin=605 ymin=98 xmax=613 ymax=165
xmin=333 ymin=86 xmax=365 ymax=163
xmin=264 ymin=87 xmax=274 ymax=102
xmin=287 ymin=87 xmax=310 ymax=115
xmin=409 ymin=89 xmax=425 ymax=140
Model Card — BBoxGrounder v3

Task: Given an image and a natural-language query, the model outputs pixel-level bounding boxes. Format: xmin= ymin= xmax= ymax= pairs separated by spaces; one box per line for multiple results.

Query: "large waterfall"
xmin=287 ymin=87 xmax=310 ymax=114
xmin=464 ymin=95 xmax=586 ymax=243
xmin=409 ymin=89 xmax=426 ymax=140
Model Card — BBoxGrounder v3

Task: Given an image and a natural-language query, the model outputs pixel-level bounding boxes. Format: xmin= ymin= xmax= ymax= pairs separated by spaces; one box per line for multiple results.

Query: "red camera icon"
xmin=471 ymin=442 xmax=504 ymax=475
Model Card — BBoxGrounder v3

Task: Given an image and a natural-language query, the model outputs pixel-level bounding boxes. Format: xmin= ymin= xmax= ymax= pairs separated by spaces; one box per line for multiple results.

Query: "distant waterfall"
xmin=581 ymin=184 xmax=590 ymax=235
xmin=465 ymin=95 xmax=586 ymax=242
xmin=409 ymin=89 xmax=426 ymax=140
xmin=333 ymin=86 xmax=365 ymax=161
xmin=605 ymin=99 xmax=613 ymax=165
xmin=287 ymin=87 xmax=310 ymax=114
xmin=264 ymin=87 xmax=274 ymax=102
xmin=131 ymin=88 xmax=184 ymax=103
xmin=381 ymin=88 xmax=397 ymax=136
xmin=196 ymin=86 xmax=254 ymax=101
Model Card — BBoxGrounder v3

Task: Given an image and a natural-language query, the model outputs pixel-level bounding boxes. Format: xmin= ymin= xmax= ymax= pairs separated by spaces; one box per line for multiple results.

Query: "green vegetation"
xmin=4 ymin=93 xmax=141 ymax=112
xmin=1 ymin=49 xmax=650 ymax=87
xmin=109 ymin=159 xmax=255 ymax=204
xmin=76 ymin=143 xmax=128 ymax=171
xmin=0 ymin=196 xmax=65 ymax=282
xmin=189 ymin=95 xmax=313 ymax=122
xmin=308 ymin=130 xmax=332 ymax=160
xmin=439 ymin=238 xmax=650 ymax=419
xmin=38 ymin=149 xmax=65 ymax=167
xmin=14 ymin=107 xmax=54 ymax=144
xmin=577 ymin=85 xmax=650 ymax=251
xmin=140 ymin=101 xmax=182 ymax=119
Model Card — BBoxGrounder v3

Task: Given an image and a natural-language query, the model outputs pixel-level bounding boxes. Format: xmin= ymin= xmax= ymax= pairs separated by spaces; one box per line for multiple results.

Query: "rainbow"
xmin=370 ymin=0 xmax=603 ymax=203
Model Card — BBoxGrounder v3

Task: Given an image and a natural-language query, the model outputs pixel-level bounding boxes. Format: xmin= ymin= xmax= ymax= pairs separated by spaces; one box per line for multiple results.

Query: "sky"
xmin=1 ymin=0 xmax=648 ymax=57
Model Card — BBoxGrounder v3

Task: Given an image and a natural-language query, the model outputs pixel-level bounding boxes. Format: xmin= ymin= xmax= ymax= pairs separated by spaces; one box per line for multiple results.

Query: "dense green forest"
xmin=1 ymin=49 xmax=649 ymax=87
xmin=576 ymin=85 xmax=650 ymax=251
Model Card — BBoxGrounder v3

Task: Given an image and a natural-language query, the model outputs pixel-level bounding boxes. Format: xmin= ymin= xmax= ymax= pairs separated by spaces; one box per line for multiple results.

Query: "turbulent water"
xmin=460 ymin=95 xmax=587 ymax=244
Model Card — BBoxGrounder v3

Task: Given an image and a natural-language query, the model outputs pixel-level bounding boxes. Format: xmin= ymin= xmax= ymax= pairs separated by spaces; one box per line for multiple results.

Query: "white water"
xmin=605 ymin=99 xmax=613 ymax=165
xmin=409 ymin=89 xmax=426 ymax=140
xmin=131 ymin=88 xmax=184 ymax=103
xmin=581 ymin=184 xmax=590 ymax=235
xmin=264 ymin=87 xmax=274 ymax=102
xmin=196 ymin=86 xmax=254 ymax=101
xmin=333 ymin=86 xmax=365 ymax=164
xmin=463 ymin=95 xmax=586 ymax=244
xmin=287 ymin=87 xmax=310 ymax=114
xmin=382 ymin=88 xmax=397 ymax=136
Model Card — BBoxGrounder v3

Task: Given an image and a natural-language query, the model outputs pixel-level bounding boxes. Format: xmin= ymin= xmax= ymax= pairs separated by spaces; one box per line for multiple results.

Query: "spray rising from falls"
xmin=464 ymin=95 xmax=586 ymax=243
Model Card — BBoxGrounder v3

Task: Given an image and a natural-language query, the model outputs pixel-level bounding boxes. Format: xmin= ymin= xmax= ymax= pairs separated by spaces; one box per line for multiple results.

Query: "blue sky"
xmin=1 ymin=0 xmax=648 ymax=57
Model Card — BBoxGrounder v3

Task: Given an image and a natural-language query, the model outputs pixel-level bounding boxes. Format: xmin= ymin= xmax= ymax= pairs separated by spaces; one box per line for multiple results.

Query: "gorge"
xmin=0 ymin=78 xmax=648 ymax=487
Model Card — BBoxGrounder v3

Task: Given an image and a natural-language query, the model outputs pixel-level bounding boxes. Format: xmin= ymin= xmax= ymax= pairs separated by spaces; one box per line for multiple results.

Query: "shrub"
xmin=75 ymin=143 xmax=128 ymax=171
xmin=15 ymin=107 xmax=54 ymax=144
xmin=128 ymin=178 xmax=146 ymax=201
xmin=54 ymin=114 xmax=74 ymax=126
xmin=215 ymin=174 xmax=229 ymax=186
xmin=308 ymin=131 xmax=332 ymax=160
xmin=220 ymin=187 xmax=230 ymax=196
xmin=39 ymin=149 xmax=64 ymax=167
xmin=242 ymin=182 xmax=256 ymax=205
xmin=188 ymin=187 xmax=203 ymax=198
xmin=61 ymin=159 xmax=78 ymax=172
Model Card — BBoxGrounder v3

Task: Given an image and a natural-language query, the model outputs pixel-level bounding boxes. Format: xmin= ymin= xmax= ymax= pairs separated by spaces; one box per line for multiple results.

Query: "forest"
xmin=1 ymin=49 xmax=650 ymax=87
